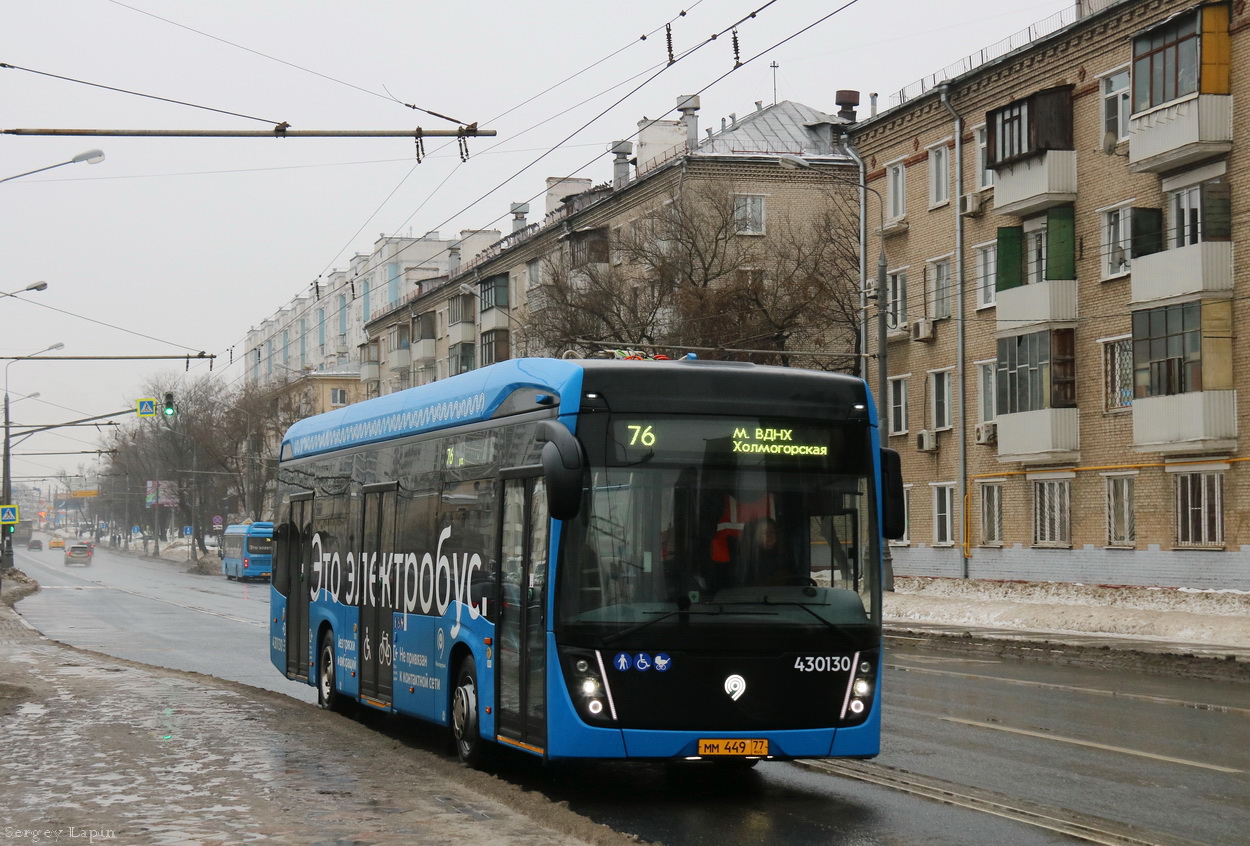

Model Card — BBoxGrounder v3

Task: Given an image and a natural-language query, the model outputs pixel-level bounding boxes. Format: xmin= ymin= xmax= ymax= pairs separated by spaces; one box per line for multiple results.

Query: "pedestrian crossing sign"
xmin=137 ymin=398 xmax=157 ymax=417
xmin=0 ymin=506 xmax=18 ymax=524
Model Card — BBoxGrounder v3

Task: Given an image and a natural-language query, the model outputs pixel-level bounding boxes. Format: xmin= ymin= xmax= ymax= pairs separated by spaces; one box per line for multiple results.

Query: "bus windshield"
xmin=557 ymin=415 xmax=879 ymax=638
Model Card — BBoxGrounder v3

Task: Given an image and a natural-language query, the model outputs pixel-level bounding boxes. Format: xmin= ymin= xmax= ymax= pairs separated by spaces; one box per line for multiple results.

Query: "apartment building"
xmin=852 ymin=0 xmax=1247 ymax=590
xmin=360 ymin=96 xmax=866 ymax=393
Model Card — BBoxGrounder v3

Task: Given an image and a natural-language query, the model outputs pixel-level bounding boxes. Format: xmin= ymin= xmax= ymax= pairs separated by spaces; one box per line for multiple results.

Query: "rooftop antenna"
xmin=770 ymin=61 xmax=780 ymax=105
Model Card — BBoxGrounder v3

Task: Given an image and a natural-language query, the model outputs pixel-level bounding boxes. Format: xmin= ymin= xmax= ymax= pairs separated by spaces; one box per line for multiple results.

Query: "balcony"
xmin=1132 ymin=391 xmax=1236 ymax=454
xmin=1129 ymin=95 xmax=1232 ymax=174
xmin=1130 ymin=241 xmax=1232 ymax=304
xmin=479 ymin=306 xmax=511 ymax=333
xmin=996 ymin=278 xmax=1076 ymax=333
xmin=991 ymin=150 xmax=1076 ymax=217
xmin=412 ymin=338 xmax=436 ymax=363
xmin=447 ymin=320 xmax=476 ymax=346
xmin=359 ymin=362 xmax=380 ymax=383
xmin=387 ymin=347 xmax=411 ymax=372
xmin=995 ymin=408 xmax=1079 ymax=465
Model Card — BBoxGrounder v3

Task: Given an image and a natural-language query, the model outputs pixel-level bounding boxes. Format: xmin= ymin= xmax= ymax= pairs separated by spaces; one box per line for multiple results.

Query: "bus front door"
xmin=284 ymin=496 xmax=313 ymax=681
xmin=496 ymin=477 xmax=548 ymax=751
xmin=359 ymin=484 xmax=397 ymax=706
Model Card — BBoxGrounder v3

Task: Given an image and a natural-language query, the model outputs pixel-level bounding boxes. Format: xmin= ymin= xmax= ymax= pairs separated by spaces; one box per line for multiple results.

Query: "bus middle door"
xmin=282 ymin=495 xmax=313 ymax=681
xmin=359 ymin=482 xmax=397 ymax=707
xmin=496 ymin=475 xmax=549 ymax=751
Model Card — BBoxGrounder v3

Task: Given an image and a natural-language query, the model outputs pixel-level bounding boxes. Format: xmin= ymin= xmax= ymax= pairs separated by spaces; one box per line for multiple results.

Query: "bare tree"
xmin=525 ymin=175 xmax=862 ymax=369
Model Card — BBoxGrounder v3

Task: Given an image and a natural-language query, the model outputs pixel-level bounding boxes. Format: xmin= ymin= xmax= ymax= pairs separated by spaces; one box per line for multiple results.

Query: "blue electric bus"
xmin=221 ymin=522 xmax=274 ymax=581
xmin=270 ymin=357 xmax=904 ymax=767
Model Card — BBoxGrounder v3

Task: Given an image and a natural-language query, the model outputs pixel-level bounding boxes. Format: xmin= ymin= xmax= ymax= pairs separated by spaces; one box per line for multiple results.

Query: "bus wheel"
xmin=451 ymin=655 xmax=487 ymax=767
xmin=318 ymin=632 xmax=345 ymax=713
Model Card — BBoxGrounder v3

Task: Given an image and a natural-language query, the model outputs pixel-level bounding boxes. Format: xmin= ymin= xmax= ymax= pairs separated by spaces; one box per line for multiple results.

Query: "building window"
xmin=527 ymin=259 xmax=542 ymax=290
xmin=995 ymin=206 xmax=1075 ymax=291
xmin=387 ymin=262 xmax=401 ymax=305
xmin=888 ymin=376 xmax=908 ymax=435
xmin=1102 ymin=68 xmax=1131 ymax=142
xmin=928 ymin=143 xmax=950 ymax=206
xmin=974 ymin=126 xmax=994 ymax=189
xmin=1132 ymin=12 xmax=1200 ymax=113
xmin=893 ymin=487 xmax=911 ymax=546
xmin=978 ymin=361 xmax=997 ymax=422
xmin=1132 ymin=301 xmax=1203 ymax=398
xmin=997 ymin=328 xmax=1076 ymax=414
xmin=330 ymin=388 xmax=348 ymax=407
xmin=415 ymin=311 xmax=436 ymax=341
xmin=1106 ymin=474 xmax=1135 ymax=546
xmin=449 ymin=293 xmax=476 ymax=326
xmin=887 ymin=162 xmax=906 ymax=221
xmin=930 ymin=369 xmax=953 ymax=430
xmin=886 ymin=269 xmax=908 ymax=329
xmin=1103 ymin=206 xmax=1133 ymax=277
xmin=480 ymin=329 xmax=510 ymax=366
xmin=317 ymin=308 xmax=326 ymax=352
xmin=338 ymin=294 xmax=348 ymax=336
xmin=449 ymin=342 xmax=475 ymax=376
xmin=980 ymin=483 xmax=1003 ymax=545
xmin=733 ymin=195 xmax=765 ymax=235
xmin=975 ymin=243 xmax=996 ymax=308
xmin=1103 ymin=337 xmax=1133 ymax=410
xmin=1175 ymin=471 xmax=1223 ymax=546
xmin=1025 ymin=223 xmax=1047 ymax=285
xmin=480 ymin=274 xmax=509 ymax=310
xmin=362 ymin=279 xmax=371 ymax=322
xmin=570 ymin=227 xmax=610 ymax=266
xmin=929 ymin=259 xmax=951 ymax=319
xmin=987 ymin=86 xmax=1074 ymax=167
xmin=933 ymin=484 xmax=955 ymax=546
xmin=1168 ymin=177 xmax=1230 ymax=248
xmin=1033 ymin=478 xmax=1071 ymax=546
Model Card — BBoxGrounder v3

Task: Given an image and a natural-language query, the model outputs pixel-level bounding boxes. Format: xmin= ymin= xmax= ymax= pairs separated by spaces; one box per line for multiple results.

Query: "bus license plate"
xmin=698 ymin=738 xmax=768 ymax=756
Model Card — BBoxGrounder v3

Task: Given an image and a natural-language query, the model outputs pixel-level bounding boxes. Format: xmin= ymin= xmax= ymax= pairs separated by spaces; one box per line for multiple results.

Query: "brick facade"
xmin=853 ymin=0 xmax=1250 ymax=590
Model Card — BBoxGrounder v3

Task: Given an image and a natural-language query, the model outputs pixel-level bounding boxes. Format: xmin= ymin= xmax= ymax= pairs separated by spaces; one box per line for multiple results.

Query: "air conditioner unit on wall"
xmin=910 ymin=318 xmax=934 ymax=342
xmin=959 ymin=192 xmax=983 ymax=217
xmin=916 ymin=429 xmax=937 ymax=452
xmin=975 ymin=421 xmax=998 ymax=445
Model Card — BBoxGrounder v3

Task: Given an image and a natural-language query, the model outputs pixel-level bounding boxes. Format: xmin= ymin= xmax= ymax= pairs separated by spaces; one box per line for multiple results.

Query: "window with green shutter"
xmin=1045 ymin=205 xmax=1075 ymax=280
xmin=996 ymin=226 xmax=1024 ymax=292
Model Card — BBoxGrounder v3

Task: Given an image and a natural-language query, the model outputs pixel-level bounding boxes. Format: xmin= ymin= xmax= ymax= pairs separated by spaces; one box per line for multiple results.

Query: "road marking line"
xmin=888 ymin=662 xmax=1250 ymax=717
xmin=939 ymin=716 xmax=1242 ymax=773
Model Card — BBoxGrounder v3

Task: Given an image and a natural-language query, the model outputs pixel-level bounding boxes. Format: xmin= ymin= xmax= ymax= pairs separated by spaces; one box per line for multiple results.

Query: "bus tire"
xmin=451 ymin=654 xmax=488 ymax=767
xmin=317 ymin=631 xmax=346 ymax=713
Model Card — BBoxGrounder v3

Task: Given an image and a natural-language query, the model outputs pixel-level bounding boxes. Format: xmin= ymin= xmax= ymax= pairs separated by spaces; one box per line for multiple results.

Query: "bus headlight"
xmin=853 ymin=678 xmax=871 ymax=697
xmin=559 ymin=648 xmax=617 ymax=725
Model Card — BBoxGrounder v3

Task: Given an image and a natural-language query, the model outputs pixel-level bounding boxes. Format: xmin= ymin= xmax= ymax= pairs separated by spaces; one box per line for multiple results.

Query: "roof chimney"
xmin=835 ymin=90 xmax=860 ymax=123
xmin=870 ymin=92 xmax=879 ymax=118
xmin=608 ymin=140 xmax=634 ymax=189
xmin=448 ymin=245 xmax=461 ymax=276
xmin=509 ymin=202 xmax=530 ymax=233
xmin=677 ymin=94 xmax=700 ymax=150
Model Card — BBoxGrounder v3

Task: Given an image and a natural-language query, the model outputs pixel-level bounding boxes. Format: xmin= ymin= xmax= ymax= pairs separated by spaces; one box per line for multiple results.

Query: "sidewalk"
xmin=0 ymin=570 xmax=635 ymax=846
xmin=884 ymin=576 xmax=1250 ymax=680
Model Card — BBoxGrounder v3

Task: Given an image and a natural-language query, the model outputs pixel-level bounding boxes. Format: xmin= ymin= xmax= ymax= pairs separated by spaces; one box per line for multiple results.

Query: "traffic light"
xmin=3 ymin=525 xmax=12 ymax=534
xmin=163 ymin=392 xmax=176 ymax=416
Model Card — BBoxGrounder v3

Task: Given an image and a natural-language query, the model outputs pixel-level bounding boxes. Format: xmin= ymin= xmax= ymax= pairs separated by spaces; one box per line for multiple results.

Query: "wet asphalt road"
xmin=12 ymin=540 xmax=1250 ymax=845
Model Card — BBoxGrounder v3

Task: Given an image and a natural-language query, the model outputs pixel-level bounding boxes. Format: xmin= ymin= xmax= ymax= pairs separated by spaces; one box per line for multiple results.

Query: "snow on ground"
xmin=886 ymin=576 xmax=1250 ymax=648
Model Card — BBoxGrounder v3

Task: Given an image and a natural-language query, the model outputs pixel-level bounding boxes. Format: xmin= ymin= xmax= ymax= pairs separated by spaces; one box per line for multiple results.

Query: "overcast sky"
xmin=2 ymin=0 xmax=1063 ymax=484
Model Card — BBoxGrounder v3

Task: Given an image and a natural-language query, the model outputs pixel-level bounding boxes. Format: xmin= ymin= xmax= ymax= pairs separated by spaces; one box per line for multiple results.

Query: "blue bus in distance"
xmin=270 ymin=358 xmax=904 ymax=768
xmin=221 ymin=521 xmax=274 ymax=581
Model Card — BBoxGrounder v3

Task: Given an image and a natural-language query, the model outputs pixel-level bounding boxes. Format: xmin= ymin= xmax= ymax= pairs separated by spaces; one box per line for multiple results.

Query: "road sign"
xmin=183 ymin=526 xmax=192 ymax=536
xmin=71 ymin=490 xmax=99 ymax=498
xmin=0 ymin=506 xmax=17 ymax=524
xmin=212 ymin=515 xmax=223 ymax=526
xmin=132 ymin=525 xmax=141 ymax=535
xmin=137 ymin=398 xmax=157 ymax=417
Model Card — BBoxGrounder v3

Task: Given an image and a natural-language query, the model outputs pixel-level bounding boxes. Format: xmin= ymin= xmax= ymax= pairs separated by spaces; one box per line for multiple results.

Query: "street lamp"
xmin=0 ymin=149 xmax=105 ymax=184
xmin=2 ymin=343 xmax=64 ymax=569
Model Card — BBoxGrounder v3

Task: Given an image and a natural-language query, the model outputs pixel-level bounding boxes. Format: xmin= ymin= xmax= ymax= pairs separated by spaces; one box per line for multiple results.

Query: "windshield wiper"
xmin=600 ymin=605 xmax=768 ymax=646
xmin=714 ymin=596 xmax=859 ymax=641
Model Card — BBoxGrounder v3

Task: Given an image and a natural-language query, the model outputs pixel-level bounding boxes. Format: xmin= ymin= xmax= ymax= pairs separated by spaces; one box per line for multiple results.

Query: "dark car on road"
xmin=64 ymin=543 xmax=92 ymax=567
xmin=27 ymin=539 xmax=42 ymax=551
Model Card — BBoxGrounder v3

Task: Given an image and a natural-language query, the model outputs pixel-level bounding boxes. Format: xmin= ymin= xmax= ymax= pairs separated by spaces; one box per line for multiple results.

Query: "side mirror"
xmin=880 ymin=447 xmax=906 ymax=540
xmin=537 ymin=420 xmax=585 ymax=520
